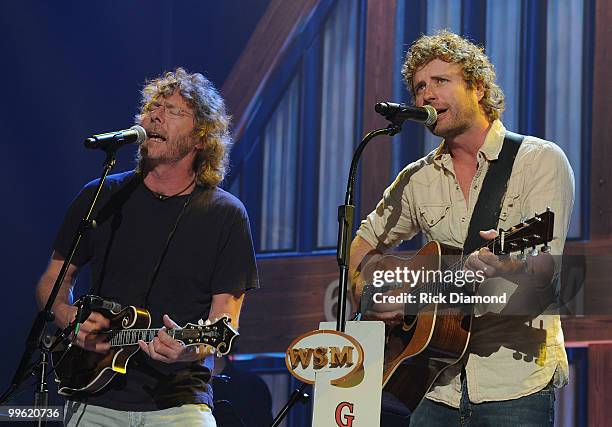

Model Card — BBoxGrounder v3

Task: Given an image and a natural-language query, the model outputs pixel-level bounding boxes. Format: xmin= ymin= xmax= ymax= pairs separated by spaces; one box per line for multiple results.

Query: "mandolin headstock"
xmin=177 ymin=316 xmax=239 ymax=356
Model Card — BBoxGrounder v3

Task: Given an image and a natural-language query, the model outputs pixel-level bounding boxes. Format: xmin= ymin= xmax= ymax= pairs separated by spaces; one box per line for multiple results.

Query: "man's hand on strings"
xmin=138 ymin=314 xmax=213 ymax=363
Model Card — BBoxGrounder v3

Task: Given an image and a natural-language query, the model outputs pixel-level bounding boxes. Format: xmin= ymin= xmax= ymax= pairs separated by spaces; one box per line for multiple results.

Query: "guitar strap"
xmin=142 ymin=186 xmax=200 ymax=309
xmin=462 ymin=131 xmax=525 ymax=255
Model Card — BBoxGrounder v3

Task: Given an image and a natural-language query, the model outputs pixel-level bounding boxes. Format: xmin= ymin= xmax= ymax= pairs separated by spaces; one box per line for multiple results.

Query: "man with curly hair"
xmin=350 ymin=31 xmax=574 ymax=425
xmin=36 ymin=68 xmax=259 ymax=426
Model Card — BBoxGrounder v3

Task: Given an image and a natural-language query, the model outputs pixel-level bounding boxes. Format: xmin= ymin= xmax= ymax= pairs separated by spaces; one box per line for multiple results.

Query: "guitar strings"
xmin=401 ymin=217 xmax=547 ymax=299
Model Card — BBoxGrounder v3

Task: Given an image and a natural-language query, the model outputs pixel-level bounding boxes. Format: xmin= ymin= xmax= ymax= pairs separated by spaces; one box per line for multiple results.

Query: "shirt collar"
xmin=432 ymin=119 xmax=506 ymax=167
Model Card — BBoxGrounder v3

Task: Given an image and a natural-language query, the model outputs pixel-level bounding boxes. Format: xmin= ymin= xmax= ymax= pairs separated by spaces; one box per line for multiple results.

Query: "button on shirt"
xmin=356 ymin=120 xmax=575 ymax=407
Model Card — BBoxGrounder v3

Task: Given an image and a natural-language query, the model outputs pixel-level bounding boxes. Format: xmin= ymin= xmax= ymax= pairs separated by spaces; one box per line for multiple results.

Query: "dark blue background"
xmin=0 ymin=0 xmax=270 ymax=405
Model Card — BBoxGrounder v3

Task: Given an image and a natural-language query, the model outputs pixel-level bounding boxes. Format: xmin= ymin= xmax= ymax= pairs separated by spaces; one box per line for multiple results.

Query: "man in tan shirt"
xmin=350 ymin=31 xmax=574 ymax=426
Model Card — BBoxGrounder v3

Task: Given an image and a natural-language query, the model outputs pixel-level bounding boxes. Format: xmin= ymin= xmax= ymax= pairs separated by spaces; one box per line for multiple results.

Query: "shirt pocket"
xmin=418 ymin=203 xmax=452 ymax=242
xmin=498 ymin=193 xmax=521 ymax=226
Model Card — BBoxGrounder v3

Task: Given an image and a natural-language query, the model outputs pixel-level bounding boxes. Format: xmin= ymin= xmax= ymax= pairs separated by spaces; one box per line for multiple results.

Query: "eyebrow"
xmin=156 ymin=100 xmax=189 ymax=111
xmin=414 ymin=72 xmax=459 ymax=88
xmin=431 ymin=73 xmax=455 ymax=79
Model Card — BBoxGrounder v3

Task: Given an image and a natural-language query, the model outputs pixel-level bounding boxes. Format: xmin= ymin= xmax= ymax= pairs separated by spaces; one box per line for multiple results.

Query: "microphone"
xmin=82 ymin=295 xmax=123 ymax=313
xmin=374 ymin=103 xmax=437 ymax=126
xmin=84 ymin=125 xmax=147 ymax=150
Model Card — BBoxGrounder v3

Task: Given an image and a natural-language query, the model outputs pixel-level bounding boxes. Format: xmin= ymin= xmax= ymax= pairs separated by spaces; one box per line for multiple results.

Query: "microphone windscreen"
xmin=130 ymin=125 xmax=147 ymax=144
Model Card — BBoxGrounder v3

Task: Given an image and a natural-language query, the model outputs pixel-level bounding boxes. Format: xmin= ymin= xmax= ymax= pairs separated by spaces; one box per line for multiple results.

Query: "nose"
xmin=422 ymin=84 xmax=436 ymax=104
xmin=148 ymin=106 xmax=165 ymax=124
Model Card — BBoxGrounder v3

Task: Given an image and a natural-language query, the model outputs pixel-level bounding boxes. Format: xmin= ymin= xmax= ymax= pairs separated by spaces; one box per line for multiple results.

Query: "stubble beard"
xmin=140 ymin=132 xmax=197 ymax=165
xmin=428 ymin=101 xmax=480 ymax=139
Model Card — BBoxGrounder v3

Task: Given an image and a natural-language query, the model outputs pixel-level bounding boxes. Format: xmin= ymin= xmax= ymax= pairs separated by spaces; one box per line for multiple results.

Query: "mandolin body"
xmin=53 ymin=306 xmax=151 ymax=397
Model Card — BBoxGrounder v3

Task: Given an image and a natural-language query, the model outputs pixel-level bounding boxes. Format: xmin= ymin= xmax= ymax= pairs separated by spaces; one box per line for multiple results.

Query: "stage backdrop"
xmin=0 ymin=0 xmax=270 ymax=405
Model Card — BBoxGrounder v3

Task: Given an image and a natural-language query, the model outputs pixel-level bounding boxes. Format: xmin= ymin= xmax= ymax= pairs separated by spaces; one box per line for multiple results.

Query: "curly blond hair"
xmin=135 ymin=68 xmax=231 ymax=187
xmin=401 ymin=30 xmax=504 ymax=122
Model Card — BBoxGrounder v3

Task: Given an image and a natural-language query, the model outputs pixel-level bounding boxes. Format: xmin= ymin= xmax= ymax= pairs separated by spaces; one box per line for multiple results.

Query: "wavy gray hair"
xmin=135 ymin=68 xmax=231 ymax=187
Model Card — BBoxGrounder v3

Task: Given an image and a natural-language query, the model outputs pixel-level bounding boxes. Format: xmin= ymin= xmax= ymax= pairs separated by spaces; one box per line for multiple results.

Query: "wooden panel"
xmin=239 ymin=239 xmax=612 ymax=353
xmin=544 ymin=238 xmax=612 ymax=344
xmin=563 ymin=316 xmax=612 ymax=344
xmin=360 ymin=0 xmax=397 ymax=219
xmin=239 ymin=255 xmax=338 ymax=353
xmin=561 ymin=239 xmax=612 ymax=317
xmin=590 ymin=0 xmax=612 ymax=238
xmin=221 ymin=0 xmax=320 ymax=140
xmin=588 ymin=344 xmax=612 ymax=426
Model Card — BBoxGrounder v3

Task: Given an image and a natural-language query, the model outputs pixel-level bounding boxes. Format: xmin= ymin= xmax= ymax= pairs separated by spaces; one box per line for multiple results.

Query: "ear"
xmin=475 ymin=82 xmax=485 ymax=101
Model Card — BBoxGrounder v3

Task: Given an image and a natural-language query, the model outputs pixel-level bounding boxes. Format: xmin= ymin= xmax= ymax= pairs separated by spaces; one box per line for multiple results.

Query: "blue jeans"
xmin=409 ymin=376 xmax=555 ymax=427
xmin=64 ymin=402 xmax=217 ymax=427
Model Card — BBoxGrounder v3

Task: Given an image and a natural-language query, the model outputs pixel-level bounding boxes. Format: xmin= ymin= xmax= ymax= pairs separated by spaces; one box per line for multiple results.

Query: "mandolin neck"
xmin=107 ymin=328 xmax=182 ymax=347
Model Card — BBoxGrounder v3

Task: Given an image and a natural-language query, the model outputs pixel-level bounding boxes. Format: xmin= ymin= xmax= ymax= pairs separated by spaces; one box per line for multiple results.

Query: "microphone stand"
xmin=335 ymin=122 xmax=402 ymax=331
xmin=270 ymin=120 xmax=402 ymax=427
xmin=270 ymin=383 xmax=310 ymax=427
xmin=0 ymin=148 xmax=120 ymax=424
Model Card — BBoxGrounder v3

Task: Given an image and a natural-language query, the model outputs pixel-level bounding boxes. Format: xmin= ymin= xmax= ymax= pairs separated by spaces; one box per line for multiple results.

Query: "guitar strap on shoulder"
xmin=462 ymin=131 xmax=525 ymax=256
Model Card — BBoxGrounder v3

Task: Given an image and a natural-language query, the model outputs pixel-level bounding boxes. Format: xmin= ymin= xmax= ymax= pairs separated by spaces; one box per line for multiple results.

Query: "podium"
xmin=285 ymin=321 xmax=385 ymax=426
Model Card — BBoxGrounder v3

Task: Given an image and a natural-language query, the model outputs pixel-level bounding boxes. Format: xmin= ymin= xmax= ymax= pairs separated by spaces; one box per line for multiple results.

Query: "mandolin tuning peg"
xmin=198 ymin=319 xmax=205 ymax=326
xmin=520 ymin=216 xmax=528 ymax=224
xmin=516 ymin=250 xmax=526 ymax=261
xmin=541 ymin=244 xmax=551 ymax=253
xmin=529 ymin=247 xmax=538 ymax=257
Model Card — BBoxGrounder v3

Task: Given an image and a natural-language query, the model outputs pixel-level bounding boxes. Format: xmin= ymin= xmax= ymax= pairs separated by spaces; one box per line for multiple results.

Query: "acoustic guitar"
xmin=52 ymin=305 xmax=238 ymax=397
xmin=358 ymin=210 xmax=554 ymax=413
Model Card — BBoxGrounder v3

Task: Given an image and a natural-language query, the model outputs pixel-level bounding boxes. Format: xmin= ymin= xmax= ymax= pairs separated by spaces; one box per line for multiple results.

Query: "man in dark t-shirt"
xmin=36 ymin=68 xmax=258 ymax=426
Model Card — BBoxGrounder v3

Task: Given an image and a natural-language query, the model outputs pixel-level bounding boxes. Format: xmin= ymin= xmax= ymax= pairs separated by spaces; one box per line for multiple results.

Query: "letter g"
xmin=335 ymin=402 xmax=355 ymax=427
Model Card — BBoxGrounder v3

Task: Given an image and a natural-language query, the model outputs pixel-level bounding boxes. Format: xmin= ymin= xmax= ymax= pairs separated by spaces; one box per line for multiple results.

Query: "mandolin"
xmin=52 ymin=305 xmax=238 ymax=397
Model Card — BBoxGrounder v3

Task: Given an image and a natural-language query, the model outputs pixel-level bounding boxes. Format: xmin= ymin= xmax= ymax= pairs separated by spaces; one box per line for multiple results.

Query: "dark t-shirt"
xmin=53 ymin=171 xmax=259 ymax=411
